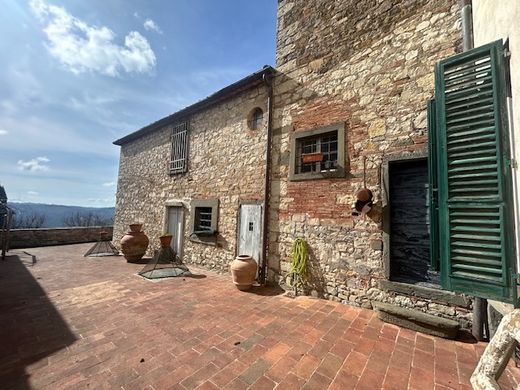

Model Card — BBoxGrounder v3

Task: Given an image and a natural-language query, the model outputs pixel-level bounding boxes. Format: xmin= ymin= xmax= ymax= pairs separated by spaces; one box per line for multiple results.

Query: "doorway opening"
xmin=389 ymin=159 xmax=440 ymax=287
xmin=237 ymin=203 xmax=262 ymax=276
xmin=166 ymin=206 xmax=184 ymax=261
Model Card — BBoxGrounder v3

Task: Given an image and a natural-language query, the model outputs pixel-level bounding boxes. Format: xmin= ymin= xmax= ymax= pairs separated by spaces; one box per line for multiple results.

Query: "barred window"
xmin=297 ymin=132 xmax=338 ymax=174
xmin=289 ymin=123 xmax=346 ymax=181
xmin=194 ymin=207 xmax=213 ymax=232
xmin=190 ymin=199 xmax=219 ymax=244
xmin=170 ymin=122 xmax=188 ymax=175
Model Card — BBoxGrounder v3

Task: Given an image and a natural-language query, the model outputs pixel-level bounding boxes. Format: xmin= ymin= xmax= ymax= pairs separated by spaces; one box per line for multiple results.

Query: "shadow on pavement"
xmin=0 ymin=253 xmax=77 ymax=389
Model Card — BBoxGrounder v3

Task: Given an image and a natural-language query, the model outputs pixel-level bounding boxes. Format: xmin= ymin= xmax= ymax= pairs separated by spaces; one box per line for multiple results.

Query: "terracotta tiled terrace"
xmin=1 ymin=244 xmax=519 ymax=390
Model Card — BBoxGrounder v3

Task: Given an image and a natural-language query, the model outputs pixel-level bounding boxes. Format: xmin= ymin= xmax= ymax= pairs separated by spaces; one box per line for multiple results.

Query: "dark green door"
xmin=429 ymin=40 xmax=516 ymax=303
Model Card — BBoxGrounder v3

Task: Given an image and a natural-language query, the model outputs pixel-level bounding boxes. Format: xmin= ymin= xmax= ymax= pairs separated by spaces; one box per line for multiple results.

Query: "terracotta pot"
xmin=159 ymin=235 xmax=173 ymax=248
xmin=230 ymin=255 xmax=257 ymax=291
xmin=356 ymin=188 xmax=373 ymax=202
xmin=121 ymin=224 xmax=149 ymax=262
xmin=129 ymin=223 xmax=143 ymax=233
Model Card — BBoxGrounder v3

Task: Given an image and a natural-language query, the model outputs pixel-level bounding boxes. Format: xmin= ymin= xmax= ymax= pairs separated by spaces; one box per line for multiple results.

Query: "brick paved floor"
xmin=1 ymin=244 xmax=519 ymax=390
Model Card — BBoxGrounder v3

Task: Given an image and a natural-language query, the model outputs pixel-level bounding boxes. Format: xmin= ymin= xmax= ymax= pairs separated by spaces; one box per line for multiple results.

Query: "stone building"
xmin=113 ymin=67 xmax=273 ymax=274
xmin=114 ymin=0 xmax=519 ymax=327
xmin=268 ymin=0 xmax=474 ymax=325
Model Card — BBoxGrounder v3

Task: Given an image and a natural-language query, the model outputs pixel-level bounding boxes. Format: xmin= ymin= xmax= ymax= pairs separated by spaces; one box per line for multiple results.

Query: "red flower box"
xmin=302 ymin=153 xmax=324 ymax=163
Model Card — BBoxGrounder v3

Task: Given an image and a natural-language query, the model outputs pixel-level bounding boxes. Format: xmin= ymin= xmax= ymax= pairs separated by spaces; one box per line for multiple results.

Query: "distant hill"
xmin=7 ymin=202 xmax=115 ymax=228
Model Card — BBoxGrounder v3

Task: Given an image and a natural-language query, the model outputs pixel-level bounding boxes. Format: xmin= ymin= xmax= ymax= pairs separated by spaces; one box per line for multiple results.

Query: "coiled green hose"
xmin=288 ymin=237 xmax=308 ymax=294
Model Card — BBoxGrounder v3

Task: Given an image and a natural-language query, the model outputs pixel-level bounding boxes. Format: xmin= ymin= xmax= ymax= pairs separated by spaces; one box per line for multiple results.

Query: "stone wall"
xmin=269 ymin=0 xmax=471 ymax=324
xmin=114 ymin=84 xmax=269 ymax=272
xmin=8 ymin=226 xmax=113 ymax=249
xmin=472 ymin=0 xmax=520 ymax=286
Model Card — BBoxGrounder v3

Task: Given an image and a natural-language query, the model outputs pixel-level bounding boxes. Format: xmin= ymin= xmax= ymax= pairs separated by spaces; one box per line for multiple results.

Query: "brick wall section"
xmin=113 ymin=85 xmax=269 ymax=272
xmin=270 ymin=0 xmax=472 ymax=325
xmin=8 ymin=226 xmax=113 ymax=249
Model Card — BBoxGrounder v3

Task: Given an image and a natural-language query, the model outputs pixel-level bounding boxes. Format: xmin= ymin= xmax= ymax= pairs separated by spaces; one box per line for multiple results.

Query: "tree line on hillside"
xmin=1 ymin=184 xmax=113 ymax=229
xmin=9 ymin=211 xmax=114 ymax=229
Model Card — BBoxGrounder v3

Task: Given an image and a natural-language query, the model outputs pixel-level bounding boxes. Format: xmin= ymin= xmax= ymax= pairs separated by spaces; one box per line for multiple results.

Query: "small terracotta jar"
xmin=230 ymin=255 xmax=257 ymax=291
xmin=121 ymin=224 xmax=149 ymax=262
xmin=159 ymin=234 xmax=173 ymax=248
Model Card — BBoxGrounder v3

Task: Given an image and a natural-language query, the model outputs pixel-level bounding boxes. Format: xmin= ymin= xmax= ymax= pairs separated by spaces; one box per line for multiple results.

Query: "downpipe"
xmin=259 ymin=71 xmax=274 ymax=285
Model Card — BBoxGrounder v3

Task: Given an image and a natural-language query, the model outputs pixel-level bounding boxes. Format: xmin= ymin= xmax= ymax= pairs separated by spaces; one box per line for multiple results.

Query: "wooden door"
xmin=167 ymin=206 xmax=184 ymax=258
xmin=389 ymin=159 xmax=439 ymax=286
xmin=238 ymin=204 xmax=262 ymax=267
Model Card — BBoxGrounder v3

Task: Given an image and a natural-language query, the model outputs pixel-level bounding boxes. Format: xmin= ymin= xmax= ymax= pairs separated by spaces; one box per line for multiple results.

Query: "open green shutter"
xmin=428 ymin=99 xmax=440 ymax=272
xmin=434 ymin=40 xmax=516 ymax=302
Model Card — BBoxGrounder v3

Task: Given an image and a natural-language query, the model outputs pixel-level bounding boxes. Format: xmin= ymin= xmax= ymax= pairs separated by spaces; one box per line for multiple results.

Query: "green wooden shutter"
xmin=428 ymin=99 xmax=440 ymax=272
xmin=434 ymin=40 xmax=516 ymax=302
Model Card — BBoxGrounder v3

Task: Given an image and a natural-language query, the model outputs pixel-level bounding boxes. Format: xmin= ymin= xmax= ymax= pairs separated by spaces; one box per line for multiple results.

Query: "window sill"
xmin=289 ymin=168 xmax=346 ymax=182
xmin=169 ymin=171 xmax=187 ymax=177
xmin=189 ymin=235 xmax=218 ymax=246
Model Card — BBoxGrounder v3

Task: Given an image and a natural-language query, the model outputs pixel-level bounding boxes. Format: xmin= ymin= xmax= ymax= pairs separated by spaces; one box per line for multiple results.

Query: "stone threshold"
xmin=373 ymin=301 xmax=461 ymax=339
xmin=378 ymin=279 xmax=471 ymax=308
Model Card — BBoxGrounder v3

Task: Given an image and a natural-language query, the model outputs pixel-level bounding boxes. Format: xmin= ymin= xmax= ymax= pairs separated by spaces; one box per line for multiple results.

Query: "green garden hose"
xmin=288 ymin=237 xmax=308 ymax=294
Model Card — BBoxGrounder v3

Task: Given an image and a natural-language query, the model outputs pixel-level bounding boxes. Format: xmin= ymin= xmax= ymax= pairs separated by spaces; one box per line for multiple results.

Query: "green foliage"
xmin=63 ymin=211 xmax=113 ymax=227
xmin=287 ymin=237 xmax=308 ymax=295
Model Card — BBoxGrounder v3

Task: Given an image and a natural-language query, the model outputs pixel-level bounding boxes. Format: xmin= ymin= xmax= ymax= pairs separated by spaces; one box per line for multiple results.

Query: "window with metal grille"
xmin=170 ymin=122 xmax=188 ymax=175
xmin=289 ymin=123 xmax=346 ymax=181
xmin=190 ymin=199 xmax=219 ymax=242
xmin=297 ymin=131 xmax=338 ymax=173
xmin=194 ymin=207 xmax=212 ymax=232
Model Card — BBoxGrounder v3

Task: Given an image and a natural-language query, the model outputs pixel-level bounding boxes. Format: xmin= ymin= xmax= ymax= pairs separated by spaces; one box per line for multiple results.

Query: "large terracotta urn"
xmin=121 ymin=224 xmax=149 ymax=262
xmin=230 ymin=255 xmax=257 ymax=291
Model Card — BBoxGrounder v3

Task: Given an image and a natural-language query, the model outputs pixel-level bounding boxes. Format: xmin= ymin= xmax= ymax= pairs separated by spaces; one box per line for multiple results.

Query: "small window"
xmin=289 ymin=123 xmax=346 ymax=181
xmin=248 ymin=107 xmax=264 ymax=130
xmin=297 ymin=131 xmax=338 ymax=174
xmin=190 ymin=199 xmax=219 ymax=243
xmin=194 ymin=207 xmax=213 ymax=232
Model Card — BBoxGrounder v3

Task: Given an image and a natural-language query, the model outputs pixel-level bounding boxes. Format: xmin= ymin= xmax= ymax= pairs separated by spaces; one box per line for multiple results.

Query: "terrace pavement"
xmin=0 ymin=243 xmax=519 ymax=389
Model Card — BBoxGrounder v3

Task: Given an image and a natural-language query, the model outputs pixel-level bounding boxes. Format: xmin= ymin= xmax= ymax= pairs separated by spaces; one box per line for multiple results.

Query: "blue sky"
xmin=0 ymin=0 xmax=277 ymax=207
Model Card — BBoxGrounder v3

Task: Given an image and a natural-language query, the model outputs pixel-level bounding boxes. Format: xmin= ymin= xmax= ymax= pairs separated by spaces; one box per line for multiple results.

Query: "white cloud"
xmin=102 ymin=181 xmax=115 ymax=187
xmin=143 ymin=19 xmax=162 ymax=34
xmin=0 ymin=129 xmax=8 ymax=135
xmin=29 ymin=0 xmax=156 ymax=77
xmin=17 ymin=157 xmax=50 ymax=172
xmin=27 ymin=191 xmax=39 ymax=196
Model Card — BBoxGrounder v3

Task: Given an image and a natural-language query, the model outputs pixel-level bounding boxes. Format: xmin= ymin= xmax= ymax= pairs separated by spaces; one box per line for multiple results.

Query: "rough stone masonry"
xmin=114 ymin=84 xmax=269 ymax=273
xmin=268 ymin=0 xmax=472 ymax=326
xmin=114 ymin=0 xmax=475 ymax=327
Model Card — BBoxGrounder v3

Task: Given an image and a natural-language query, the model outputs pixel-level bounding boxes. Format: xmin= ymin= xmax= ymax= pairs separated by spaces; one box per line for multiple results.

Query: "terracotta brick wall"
xmin=269 ymin=0 xmax=472 ymax=325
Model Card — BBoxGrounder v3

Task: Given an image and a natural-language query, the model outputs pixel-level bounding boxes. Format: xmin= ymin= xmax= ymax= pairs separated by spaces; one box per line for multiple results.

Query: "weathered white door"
xmin=167 ymin=206 xmax=184 ymax=258
xmin=238 ymin=204 xmax=262 ymax=267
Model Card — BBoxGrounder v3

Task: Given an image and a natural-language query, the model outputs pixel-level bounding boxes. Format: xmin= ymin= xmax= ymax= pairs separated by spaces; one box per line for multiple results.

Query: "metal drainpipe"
xmin=461 ymin=0 xmax=488 ymax=341
xmin=461 ymin=1 xmax=474 ymax=52
xmin=260 ymin=71 xmax=274 ymax=285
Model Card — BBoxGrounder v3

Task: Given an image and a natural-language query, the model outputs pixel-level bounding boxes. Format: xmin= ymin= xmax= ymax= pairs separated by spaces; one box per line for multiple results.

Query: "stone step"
xmin=372 ymin=301 xmax=461 ymax=339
